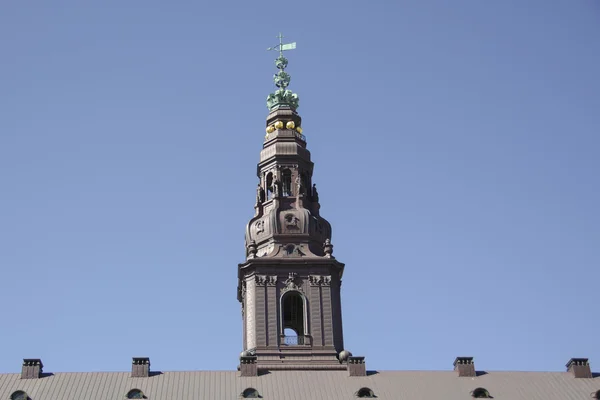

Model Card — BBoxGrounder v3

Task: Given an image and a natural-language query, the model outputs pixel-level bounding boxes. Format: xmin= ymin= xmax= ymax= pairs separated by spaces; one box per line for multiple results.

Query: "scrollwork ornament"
xmin=282 ymin=272 xmax=303 ymax=293
xmin=255 ymin=275 xmax=267 ymax=286
xmin=255 ymin=220 xmax=265 ymax=235
xmin=255 ymin=274 xmax=277 ymax=286
xmin=266 ymin=275 xmax=277 ymax=286
xmin=309 ymin=275 xmax=332 ymax=286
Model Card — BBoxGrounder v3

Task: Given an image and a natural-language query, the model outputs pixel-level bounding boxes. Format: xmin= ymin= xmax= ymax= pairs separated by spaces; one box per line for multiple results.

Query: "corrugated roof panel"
xmin=0 ymin=370 xmax=599 ymax=400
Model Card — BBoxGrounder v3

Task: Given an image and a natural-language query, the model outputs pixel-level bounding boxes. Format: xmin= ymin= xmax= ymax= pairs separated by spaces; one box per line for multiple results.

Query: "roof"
xmin=1 ymin=369 xmax=599 ymax=400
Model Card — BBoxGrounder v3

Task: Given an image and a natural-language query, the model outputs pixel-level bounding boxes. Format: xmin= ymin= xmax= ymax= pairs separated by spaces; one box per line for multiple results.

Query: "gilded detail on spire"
xmin=266 ymin=33 xmax=300 ymax=110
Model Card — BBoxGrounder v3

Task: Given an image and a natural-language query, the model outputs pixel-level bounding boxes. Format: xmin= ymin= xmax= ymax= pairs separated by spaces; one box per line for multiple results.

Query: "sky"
xmin=1 ymin=1 xmax=599 ymax=374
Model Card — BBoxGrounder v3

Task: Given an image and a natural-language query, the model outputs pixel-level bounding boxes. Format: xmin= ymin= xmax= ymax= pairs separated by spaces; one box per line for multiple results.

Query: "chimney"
xmin=566 ymin=358 xmax=592 ymax=378
xmin=347 ymin=356 xmax=366 ymax=377
xmin=454 ymin=356 xmax=476 ymax=377
xmin=239 ymin=356 xmax=258 ymax=377
xmin=21 ymin=359 xmax=43 ymax=379
xmin=131 ymin=357 xmax=150 ymax=377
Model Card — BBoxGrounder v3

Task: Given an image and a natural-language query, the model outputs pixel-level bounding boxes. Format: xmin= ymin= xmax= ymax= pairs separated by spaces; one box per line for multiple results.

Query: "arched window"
xmin=281 ymin=291 xmax=305 ymax=345
xmin=266 ymin=173 xmax=273 ymax=200
xmin=241 ymin=387 xmax=261 ymax=398
xmin=10 ymin=391 xmax=29 ymax=400
xmin=471 ymin=387 xmax=491 ymax=398
xmin=300 ymin=172 xmax=308 ymax=196
xmin=126 ymin=389 xmax=147 ymax=399
xmin=356 ymin=387 xmax=376 ymax=398
xmin=282 ymin=169 xmax=292 ymax=196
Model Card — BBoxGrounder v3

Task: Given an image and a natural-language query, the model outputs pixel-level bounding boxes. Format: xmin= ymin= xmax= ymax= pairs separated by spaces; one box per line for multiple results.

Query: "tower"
xmin=237 ymin=36 xmax=358 ymax=374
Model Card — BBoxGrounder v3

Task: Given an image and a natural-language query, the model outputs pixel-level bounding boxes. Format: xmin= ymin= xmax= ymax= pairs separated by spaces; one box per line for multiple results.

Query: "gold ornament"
xmin=286 ymin=121 xmax=295 ymax=129
xmin=266 ymin=125 xmax=275 ymax=133
xmin=274 ymin=120 xmax=284 ymax=129
xmin=296 ymin=126 xmax=303 ymax=134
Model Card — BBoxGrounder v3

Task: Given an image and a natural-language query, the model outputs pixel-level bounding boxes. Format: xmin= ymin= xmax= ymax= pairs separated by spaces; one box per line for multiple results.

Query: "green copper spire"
xmin=266 ymin=33 xmax=299 ymax=110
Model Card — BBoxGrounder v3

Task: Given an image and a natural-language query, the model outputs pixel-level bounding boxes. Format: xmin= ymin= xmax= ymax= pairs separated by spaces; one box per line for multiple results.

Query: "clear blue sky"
xmin=1 ymin=1 xmax=599 ymax=373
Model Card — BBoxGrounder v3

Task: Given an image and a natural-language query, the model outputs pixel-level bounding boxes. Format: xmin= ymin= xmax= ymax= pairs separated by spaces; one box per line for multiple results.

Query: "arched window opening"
xmin=282 ymin=169 xmax=292 ymax=196
xmin=300 ymin=172 xmax=308 ymax=196
xmin=356 ymin=387 xmax=376 ymax=398
xmin=126 ymin=388 xmax=147 ymax=399
xmin=283 ymin=327 xmax=298 ymax=345
xmin=241 ymin=387 xmax=261 ymax=398
xmin=10 ymin=391 xmax=29 ymax=400
xmin=282 ymin=291 xmax=305 ymax=345
xmin=266 ymin=173 xmax=273 ymax=200
xmin=471 ymin=387 xmax=491 ymax=398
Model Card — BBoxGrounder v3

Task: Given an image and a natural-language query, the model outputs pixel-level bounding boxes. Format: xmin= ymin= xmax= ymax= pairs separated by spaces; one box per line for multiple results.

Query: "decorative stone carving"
xmin=256 ymin=184 xmax=265 ymax=204
xmin=309 ymin=275 xmax=332 ymax=286
xmin=247 ymin=240 xmax=257 ymax=259
xmin=312 ymin=183 xmax=319 ymax=202
xmin=272 ymin=178 xmax=281 ymax=197
xmin=323 ymin=238 xmax=334 ymax=258
xmin=239 ymin=281 xmax=247 ymax=316
xmin=284 ymin=213 xmax=300 ymax=229
xmin=255 ymin=274 xmax=277 ymax=286
xmin=255 ymin=220 xmax=265 ymax=235
xmin=283 ymin=244 xmax=305 ymax=257
xmin=295 ymin=175 xmax=305 ymax=196
xmin=282 ymin=272 xmax=301 ymax=293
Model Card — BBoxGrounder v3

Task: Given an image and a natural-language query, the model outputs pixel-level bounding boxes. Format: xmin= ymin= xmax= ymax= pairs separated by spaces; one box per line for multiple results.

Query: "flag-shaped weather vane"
xmin=266 ymin=33 xmax=299 ymax=110
xmin=267 ymin=32 xmax=297 ymax=57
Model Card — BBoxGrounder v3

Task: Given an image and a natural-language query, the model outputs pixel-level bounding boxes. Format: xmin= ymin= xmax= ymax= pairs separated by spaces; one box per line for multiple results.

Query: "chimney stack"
xmin=21 ymin=359 xmax=43 ymax=379
xmin=347 ymin=356 xmax=367 ymax=377
xmin=239 ymin=356 xmax=258 ymax=377
xmin=454 ymin=357 xmax=476 ymax=377
xmin=566 ymin=358 xmax=592 ymax=378
xmin=131 ymin=357 xmax=150 ymax=377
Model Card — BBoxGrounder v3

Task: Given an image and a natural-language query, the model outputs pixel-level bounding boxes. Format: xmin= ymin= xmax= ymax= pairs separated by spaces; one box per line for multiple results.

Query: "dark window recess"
xmin=241 ymin=387 xmax=261 ymax=398
xmin=266 ymin=173 xmax=273 ymax=200
xmin=126 ymin=389 xmax=147 ymax=399
xmin=356 ymin=387 xmax=376 ymax=398
xmin=472 ymin=387 xmax=491 ymax=398
xmin=10 ymin=391 xmax=28 ymax=400
xmin=282 ymin=291 xmax=304 ymax=345
xmin=594 ymin=390 xmax=600 ymax=400
xmin=282 ymin=169 xmax=292 ymax=196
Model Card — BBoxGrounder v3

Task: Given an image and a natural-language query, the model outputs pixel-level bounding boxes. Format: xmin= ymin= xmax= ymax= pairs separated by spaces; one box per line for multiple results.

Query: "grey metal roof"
xmin=1 ymin=369 xmax=599 ymax=400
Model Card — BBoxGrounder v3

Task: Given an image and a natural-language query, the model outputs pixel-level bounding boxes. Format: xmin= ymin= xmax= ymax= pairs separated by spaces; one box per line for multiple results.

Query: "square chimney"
xmin=566 ymin=358 xmax=592 ymax=378
xmin=21 ymin=359 xmax=43 ymax=379
xmin=454 ymin=356 xmax=476 ymax=377
xmin=347 ymin=356 xmax=367 ymax=377
xmin=131 ymin=357 xmax=150 ymax=377
xmin=239 ymin=356 xmax=258 ymax=377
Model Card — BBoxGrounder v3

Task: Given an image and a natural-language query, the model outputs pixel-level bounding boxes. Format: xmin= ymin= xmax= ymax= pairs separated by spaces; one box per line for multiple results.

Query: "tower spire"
xmin=236 ymin=35 xmax=359 ymax=375
xmin=266 ymin=33 xmax=299 ymax=110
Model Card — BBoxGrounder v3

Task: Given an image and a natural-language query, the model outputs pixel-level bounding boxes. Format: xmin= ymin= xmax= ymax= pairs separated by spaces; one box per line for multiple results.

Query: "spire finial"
xmin=266 ymin=33 xmax=299 ymax=110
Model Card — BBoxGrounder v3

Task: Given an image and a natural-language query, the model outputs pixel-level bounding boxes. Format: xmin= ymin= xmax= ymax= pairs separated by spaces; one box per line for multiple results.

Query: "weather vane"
xmin=266 ymin=33 xmax=299 ymax=110
xmin=267 ymin=33 xmax=296 ymax=58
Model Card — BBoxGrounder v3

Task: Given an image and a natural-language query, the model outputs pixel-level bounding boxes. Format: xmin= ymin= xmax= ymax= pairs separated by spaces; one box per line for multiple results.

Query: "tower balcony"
xmin=264 ymin=128 xmax=306 ymax=143
xmin=282 ymin=334 xmax=311 ymax=346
